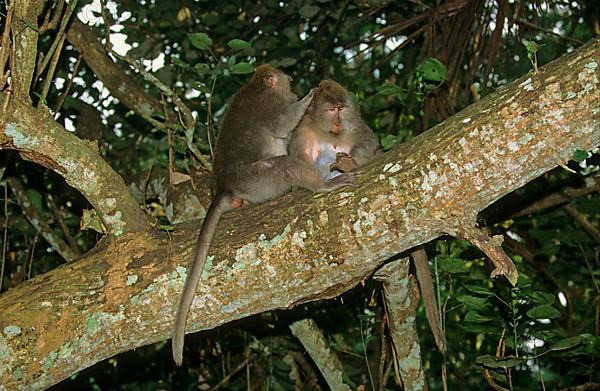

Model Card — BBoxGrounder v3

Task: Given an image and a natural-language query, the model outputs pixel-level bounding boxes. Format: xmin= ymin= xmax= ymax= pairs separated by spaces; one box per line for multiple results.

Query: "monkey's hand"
xmin=321 ymin=171 xmax=357 ymax=191
xmin=330 ymin=152 xmax=357 ymax=173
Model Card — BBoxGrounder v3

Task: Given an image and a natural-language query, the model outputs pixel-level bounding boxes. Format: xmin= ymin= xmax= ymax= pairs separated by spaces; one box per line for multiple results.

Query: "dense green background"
xmin=1 ymin=0 xmax=598 ymax=389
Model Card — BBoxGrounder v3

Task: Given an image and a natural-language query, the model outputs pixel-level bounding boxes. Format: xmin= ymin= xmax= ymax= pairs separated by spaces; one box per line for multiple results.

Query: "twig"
xmin=35 ymin=0 xmax=78 ymax=80
xmin=1 ymin=181 xmax=8 ymax=291
xmin=564 ymin=204 xmax=600 ymax=244
xmin=39 ymin=0 xmax=66 ymax=35
xmin=53 ymin=54 xmax=82 ymax=114
xmin=360 ymin=318 xmax=376 ymax=391
xmin=46 ymin=195 xmax=80 ymax=254
xmin=209 ymin=354 xmax=256 ymax=391
xmin=579 ymin=243 xmax=600 ymax=295
xmin=26 ymin=233 xmax=38 ymax=280
xmin=99 ymin=0 xmax=112 ymax=51
xmin=6 ymin=177 xmax=79 ymax=262
xmin=0 ymin=4 xmax=14 ymax=91
xmin=39 ymin=32 xmax=66 ymax=103
xmin=518 ymin=19 xmax=583 ymax=45
xmin=288 ymin=351 xmax=322 ymax=389
xmin=511 ymin=174 xmax=600 ymax=218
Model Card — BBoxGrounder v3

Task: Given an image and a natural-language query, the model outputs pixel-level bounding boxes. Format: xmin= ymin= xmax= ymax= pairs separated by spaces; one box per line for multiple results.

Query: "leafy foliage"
xmin=0 ymin=0 xmax=598 ymax=390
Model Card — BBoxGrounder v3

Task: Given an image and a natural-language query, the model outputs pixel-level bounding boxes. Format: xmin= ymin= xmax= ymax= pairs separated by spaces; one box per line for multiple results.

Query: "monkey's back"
xmin=211 ymin=86 xmax=295 ymax=198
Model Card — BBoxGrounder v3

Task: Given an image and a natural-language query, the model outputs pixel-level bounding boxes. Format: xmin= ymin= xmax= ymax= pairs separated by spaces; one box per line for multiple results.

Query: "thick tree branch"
xmin=374 ymin=259 xmax=426 ymax=391
xmin=11 ymin=0 xmax=41 ymax=101
xmin=65 ymin=19 xmax=166 ymax=128
xmin=0 ymin=99 xmax=150 ymax=234
xmin=0 ymin=39 xmax=598 ymax=389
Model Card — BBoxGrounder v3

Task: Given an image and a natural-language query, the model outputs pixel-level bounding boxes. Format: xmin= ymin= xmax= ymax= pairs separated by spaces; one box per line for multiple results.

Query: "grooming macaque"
xmin=289 ymin=80 xmax=446 ymax=353
xmin=288 ymin=80 xmax=380 ymax=181
xmin=172 ymin=66 xmax=353 ymax=366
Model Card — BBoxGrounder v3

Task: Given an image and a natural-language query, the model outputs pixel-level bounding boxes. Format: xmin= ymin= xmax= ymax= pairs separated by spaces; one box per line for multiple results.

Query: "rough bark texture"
xmin=0 ymin=39 xmax=598 ymax=389
xmin=0 ymin=99 xmax=150 ymax=234
xmin=374 ymin=259 xmax=425 ymax=391
xmin=289 ymin=319 xmax=351 ymax=391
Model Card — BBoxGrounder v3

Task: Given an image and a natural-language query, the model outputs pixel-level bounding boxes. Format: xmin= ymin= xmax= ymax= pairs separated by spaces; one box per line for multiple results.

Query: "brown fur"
xmin=289 ymin=79 xmax=380 ymax=181
xmin=172 ymin=67 xmax=353 ymax=366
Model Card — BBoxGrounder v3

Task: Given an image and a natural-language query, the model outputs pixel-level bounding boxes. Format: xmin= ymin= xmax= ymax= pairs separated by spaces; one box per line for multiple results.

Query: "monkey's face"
xmin=312 ymin=95 xmax=350 ymax=135
xmin=312 ymin=80 xmax=353 ymax=135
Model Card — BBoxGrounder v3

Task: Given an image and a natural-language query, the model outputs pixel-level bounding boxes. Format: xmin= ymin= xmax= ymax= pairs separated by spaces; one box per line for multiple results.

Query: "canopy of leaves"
xmin=0 ymin=0 xmax=598 ymax=390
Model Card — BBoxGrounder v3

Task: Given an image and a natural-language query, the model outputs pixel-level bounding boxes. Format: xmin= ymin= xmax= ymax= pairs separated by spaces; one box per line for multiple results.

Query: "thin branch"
xmin=564 ymin=204 xmax=600 ymax=244
xmin=0 ymin=181 xmax=8 ymax=291
xmin=6 ymin=177 xmax=79 ymax=261
xmin=53 ymin=54 xmax=82 ymax=114
xmin=518 ymin=18 xmax=583 ymax=45
xmin=0 ymin=4 xmax=14 ymax=91
xmin=289 ymin=318 xmax=351 ymax=391
xmin=39 ymin=32 xmax=66 ymax=103
xmin=209 ymin=354 xmax=256 ymax=391
xmin=35 ymin=0 xmax=78 ymax=80
xmin=39 ymin=0 xmax=66 ymax=35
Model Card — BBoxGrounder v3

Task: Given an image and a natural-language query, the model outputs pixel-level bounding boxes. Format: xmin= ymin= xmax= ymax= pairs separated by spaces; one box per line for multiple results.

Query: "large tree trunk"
xmin=0 ymin=38 xmax=598 ymax=389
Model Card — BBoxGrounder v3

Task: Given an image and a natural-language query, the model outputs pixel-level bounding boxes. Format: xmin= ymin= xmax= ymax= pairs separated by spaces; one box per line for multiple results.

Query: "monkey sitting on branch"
xmin=289 ymin=79 xmax=446 ymax=354
xmin=172 ymin=66 xmax=355 ymax=366
xmin=288 ymin=79 xmax=380 ymax=182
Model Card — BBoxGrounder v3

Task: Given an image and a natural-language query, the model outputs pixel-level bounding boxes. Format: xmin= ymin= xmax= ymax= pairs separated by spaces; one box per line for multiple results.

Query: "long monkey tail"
xmin=172 ymin=193 xmax=235 ymax=366
xmin=412 ymin=247 xmax=447 ymax=354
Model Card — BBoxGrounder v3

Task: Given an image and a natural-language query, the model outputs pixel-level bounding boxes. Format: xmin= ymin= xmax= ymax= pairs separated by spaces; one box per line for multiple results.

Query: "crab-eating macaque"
xmin=172 ymin=66 xmax=354 ymax=366
xmin=289 ymin=80 xmax=446 ymax=354
xmin=288 ymin=79 xmax=380 ymax=182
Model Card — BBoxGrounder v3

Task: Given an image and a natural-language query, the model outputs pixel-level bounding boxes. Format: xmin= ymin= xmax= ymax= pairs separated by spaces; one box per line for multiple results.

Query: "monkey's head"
xmin=250 ymin=64 xmax=297 ymax=101
xmin=310 ymin=80 xmax=357 ymax=135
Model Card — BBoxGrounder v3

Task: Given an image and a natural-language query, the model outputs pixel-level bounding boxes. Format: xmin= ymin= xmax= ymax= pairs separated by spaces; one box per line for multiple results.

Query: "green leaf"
xmin=194 ymin=63 xmax=211 ymax=75
xmin=548 ymin=335 xmax=585 ymax=351
xmin=376 ymin=83 xmax=404 ymax=96
xmin=456 ymin=295 xmax=489 ymax=310
xmin=171 ymin=56 xmax=189 ymax=68
xmin=438 ymin=257 xmax=469 ymax=273
xmin=299 ymin=5 xmax=320 ymax=18
xmin=227 ymin=39 xmax=251 ymax=50
xmin=572 ymin=149 xmax=587 ymax=163
xmin=464 ymin=284 xmax=494 ymax=296
xmin=476 ymin=355 xmax=523 ymax=369
xmin=464 ymin=310 xmax=495 ymax=323
xmin=416 ymin=58 xmax=448 ymax=83
xmin=522 ymin=291 xmax=555 ymax=305
xmin=526 ymin=304 xmax=561 ymax=319
xmin=22 ymin=18 xmax=39 ymax=32
xmin=192 ymin=81 xmax=210 ymax=93
xmin=188 ymin=32 xmax=213 ymax=50
xmin=525 ymin=40 xmax=539 ymax=55
xmin=230 ymin=62 xmax=255 ymax=74
xmin=380 ymin=134 xmax=402 ymax=150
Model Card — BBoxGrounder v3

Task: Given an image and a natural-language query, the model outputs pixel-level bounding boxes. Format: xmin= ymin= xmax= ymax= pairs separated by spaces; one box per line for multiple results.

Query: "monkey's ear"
xmin=262 ymin=72 xmax=277 ymax=88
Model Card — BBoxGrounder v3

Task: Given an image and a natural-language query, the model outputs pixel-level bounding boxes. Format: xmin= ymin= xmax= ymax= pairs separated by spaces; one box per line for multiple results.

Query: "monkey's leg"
xmin=239 ymin=155 xmax=356 ymax=203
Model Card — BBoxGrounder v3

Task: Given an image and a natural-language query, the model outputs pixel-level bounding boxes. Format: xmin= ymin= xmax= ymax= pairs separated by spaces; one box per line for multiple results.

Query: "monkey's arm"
xmin=289 ymin=89 xmax=316 ymax=123
xmin=348 ymin=122 xmax=382 ymax=166
xmin=255 ymin=155 xmax=354 ymax=193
